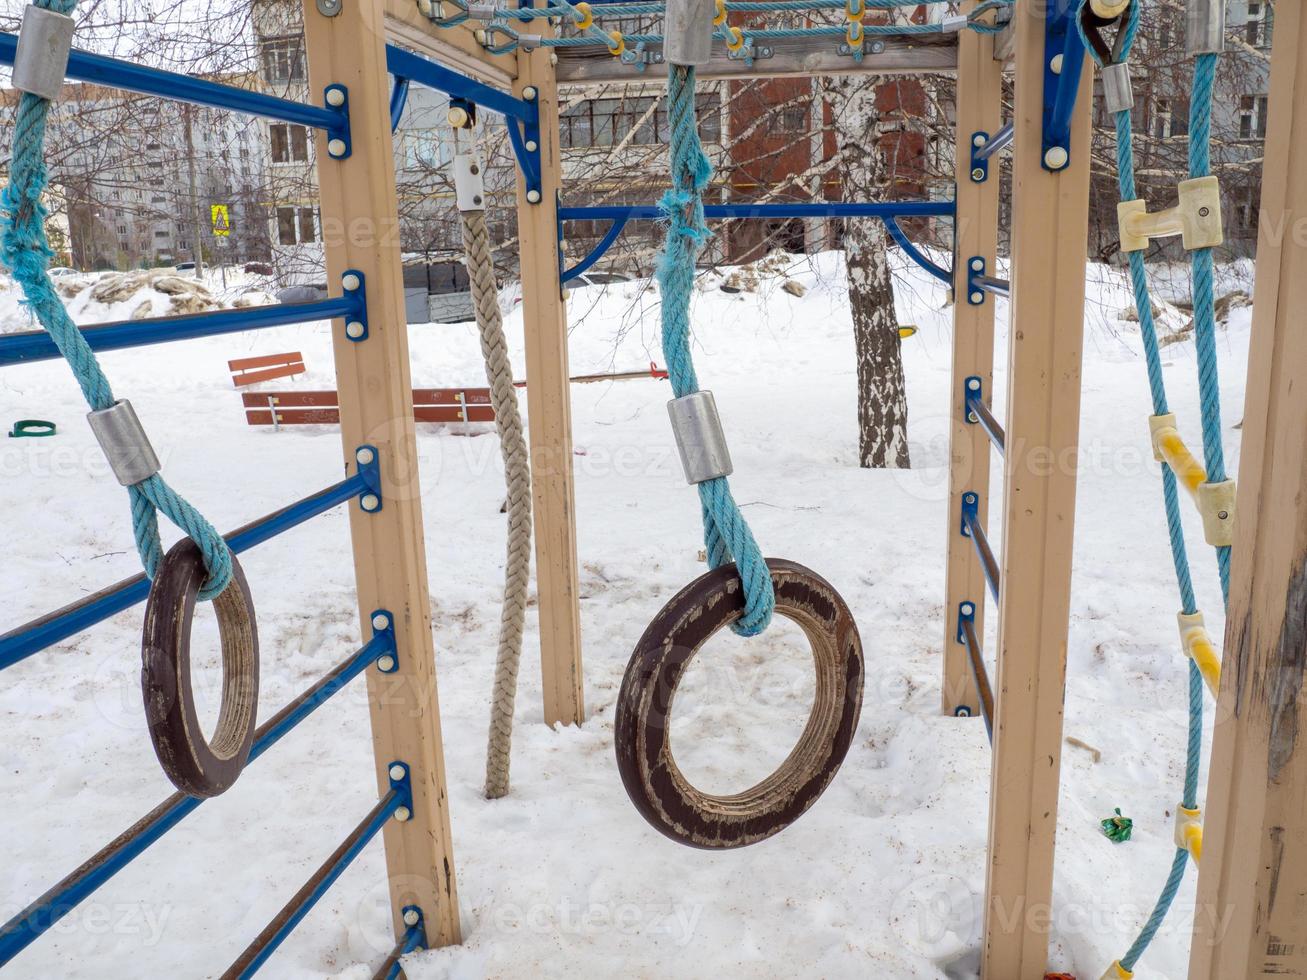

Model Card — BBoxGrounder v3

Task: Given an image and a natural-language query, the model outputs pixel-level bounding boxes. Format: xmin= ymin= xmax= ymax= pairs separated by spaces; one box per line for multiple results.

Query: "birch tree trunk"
xmin=825 ymin=74 xmax=910 ymax=469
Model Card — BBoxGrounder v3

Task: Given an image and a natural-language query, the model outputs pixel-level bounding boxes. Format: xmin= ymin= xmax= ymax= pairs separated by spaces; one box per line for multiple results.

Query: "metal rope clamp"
xmin=613 ymin=391 xmax=866 ymax=848
xmin=13 ymin=4 xmax=76 ymax=102
xmin=88 ymin=400 xmax=259 ymax=798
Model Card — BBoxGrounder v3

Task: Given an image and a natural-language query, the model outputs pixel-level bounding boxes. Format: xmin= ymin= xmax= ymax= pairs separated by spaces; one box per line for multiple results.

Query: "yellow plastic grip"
xmin=574 ymin=1 xmax=593 ymax=30
xmin=845 ymin=0 xmax=865 ymax=20
xmin=713 ymin=0 xmax=726 ymax=25
xmin=1149 ymin=416 xmax=1207 ymax=496
xmin=725 ymin=25 xmax=745 ymax=51
xmin=1100 ymin=962 xmax=1134 ymax=980
xmin=846 ymin=19 xmax=864 ymax=45
xmin=607 ymin=29 xmax=625 ymax=55
xmin=1178 ymin=611 xmax=1221 ymax=698
xmin=1176 ymin=805 xmax=1203 ymax=864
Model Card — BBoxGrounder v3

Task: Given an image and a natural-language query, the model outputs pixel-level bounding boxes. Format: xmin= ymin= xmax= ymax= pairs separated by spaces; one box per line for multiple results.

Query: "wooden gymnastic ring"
xmin=614 ymin=558 xmax=863 ymax=849
xmin=141 ymin=539 xmax=259 ymax=798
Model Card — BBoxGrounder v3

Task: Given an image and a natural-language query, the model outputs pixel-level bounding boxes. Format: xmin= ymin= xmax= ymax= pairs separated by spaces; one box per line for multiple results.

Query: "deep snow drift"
xmin=0 ymin=251 xmax=1249 ymax=978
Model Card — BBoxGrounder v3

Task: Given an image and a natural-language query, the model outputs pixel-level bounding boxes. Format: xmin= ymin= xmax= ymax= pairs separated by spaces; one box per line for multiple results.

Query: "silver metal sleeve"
xmin=1186 ymin=0 xmax=1225 ymax=55
xmin=453 ymin=154 xmax=486 ymax=212
xmin=668 ymin=390 xmax=733 ymax=484
xmin=940 ymin=13 xmax=969 ymax=33
xmin=86 ymin=399 xmax=161 ymax=486
xmin=664 ymin=0 xmax=715 ymax=67
xmin=13 ymin=6 xmax=76 ymax=102
xmin=1102 ymin=63 xmax=1134 ymax=114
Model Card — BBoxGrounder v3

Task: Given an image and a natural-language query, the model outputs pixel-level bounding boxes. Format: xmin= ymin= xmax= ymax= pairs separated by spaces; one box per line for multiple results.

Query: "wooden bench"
xmin=229 ymin=351 xmax=306 ymax=387
xmin=241 ymin=387 xmax=495 ymax=427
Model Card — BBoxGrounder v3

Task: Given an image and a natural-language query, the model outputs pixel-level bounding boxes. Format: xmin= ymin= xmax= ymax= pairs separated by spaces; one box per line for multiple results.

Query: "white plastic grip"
xmin=454 ymin=154 xmax=486 ymax=212
xmin=664 ymin=0 xmax=715 ymax=66
xmin=13 ymin=5 xmax=76 ymax=102
xmin=1118 ymin=177 xmax=1223 ymax=253
xmin=1196 ymin=478 xmax=1236 ymax=547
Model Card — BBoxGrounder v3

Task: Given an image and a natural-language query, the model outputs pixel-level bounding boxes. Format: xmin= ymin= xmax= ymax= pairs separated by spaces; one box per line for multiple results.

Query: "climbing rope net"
xmin=418 ymin=0 xmax=1011 ymax=68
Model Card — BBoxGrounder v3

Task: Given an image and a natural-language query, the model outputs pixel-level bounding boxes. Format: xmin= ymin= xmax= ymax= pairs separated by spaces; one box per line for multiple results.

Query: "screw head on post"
xmin=345 ymin=320 xmax=365 ymax=339
xmin=371 ymin=611 xmax=390 ymax=630
xmin=356 ymin=446 xmax=375 ymax=465
xmin=326 ymin=87 xmax=346 ymax=107
xmin=342 ymin=272 xmax=361 ymax=291
xmin=970 ymin=258 xmax=984 ymax=272
xmin=525 ymin=139 xmax=538 ymax=152
xmin=377 ymin=653 xmax=397 ymax=672
xmin=360 ymin=493 xmax=380 ymax=512
xmin=972 ymin=133 xmax=986 ymax=148
xmin=526 ymin=189 xmax=542 ymax=204
xmin=389 ymin=763 xmax=407 ymax=781
xmin=1044 ymin=146 xmax=1069 ymax=170
xmin=522 ymin=85 xmax=538 ymax=100
xmin=394 ymin=805 xmax=412 ymax=822
xmin=328 ymin=138 xmax=347 ymax=157
xmin=971 ymin=167 xmax=985 ymax=182
xmin=403 ymin=908 xmax=421 ymax=927
xmin=962 ymin=602 xmax=975 ymax=616
xmin=1050 ymin=53 xmax=1064 ymax=74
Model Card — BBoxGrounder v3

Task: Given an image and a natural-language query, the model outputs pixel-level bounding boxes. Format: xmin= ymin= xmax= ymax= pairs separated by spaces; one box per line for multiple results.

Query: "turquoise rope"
xmin=1075 ymin=2 xmax=1218 ymax=971
xmin=657 ymin=66 xmax=773 ymax=637
xmin=1 ymin=0 xmax=233 ymax=600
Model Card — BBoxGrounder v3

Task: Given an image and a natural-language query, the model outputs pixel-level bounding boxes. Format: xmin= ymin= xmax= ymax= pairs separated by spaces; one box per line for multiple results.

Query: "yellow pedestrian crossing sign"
xmin=211 ymin=204 xmax=231 ymax=237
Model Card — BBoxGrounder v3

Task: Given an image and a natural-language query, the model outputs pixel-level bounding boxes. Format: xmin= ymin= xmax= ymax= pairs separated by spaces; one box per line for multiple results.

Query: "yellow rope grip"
xmin=1178 ymin=610 xmax=1221 ymax=698
xmin=1090 ymin=0 xmax=1132 ymax=17
xmin=1118 ymin=176 xmax=1223 ymax=253
xmin=1099 ymin=962 xmax=1134 ymax=980
xmin=1175 ymin=805 xmax=1203 ymax=864
xmin=607 ymin=29 xmax=625 ymax=56
xmin=574 ymin=1 xmax=593 ymax=30
xmin=713 ymin=0 xmax=726 ymax=25
xmin=1149 ymin=414 xmax=1236 ymax=546
xmin=845 ymin=0 xmax=865 ymax=20
xmin=846 ymin=19 xmax=864 ymax=46
xmin=725 ymin=25 xmax=745 ymax=51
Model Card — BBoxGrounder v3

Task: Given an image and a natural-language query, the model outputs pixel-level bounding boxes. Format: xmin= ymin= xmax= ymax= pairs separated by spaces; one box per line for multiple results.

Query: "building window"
xmin=276 ymin=206 xmax=317 ymax=245
xmin=154 ymin=230 xmax=169 ymax=238
xmin=1246 ymin=1 xmax=1273 ymax=48
xmin=1240 ymin=94 xmax=1269 ymax=139
xmin=560 ymin=93 xmax=721 ymax=149
xmin=1236 ymin=185 xmax=1259 ymax=232
xmin=117 ymin=224 xmax=127 ymax=235
xmin=261 ymin=37 xmax=305 ymax=83
xmin=1150 ymin=98 xmax=1188 ymax=139
xmin=270 ymin=124 xmax=310 ymax=163
xmin=771 ymin=105 xmax=808 ymax=136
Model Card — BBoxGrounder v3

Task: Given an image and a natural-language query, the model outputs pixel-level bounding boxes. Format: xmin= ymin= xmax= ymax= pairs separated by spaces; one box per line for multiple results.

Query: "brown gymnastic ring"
xmin=614 ymin=558 xmax=863 ymax=849
xmin=141 ymin=539 xmax=259 ymax=798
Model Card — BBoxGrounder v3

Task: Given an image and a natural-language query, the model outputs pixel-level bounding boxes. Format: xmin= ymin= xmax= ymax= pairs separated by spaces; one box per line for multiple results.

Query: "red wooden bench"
xmin=229 ymin=351 xmax=306 ymax=387
xmin=241 ymin=387 xmax=495 ymax=427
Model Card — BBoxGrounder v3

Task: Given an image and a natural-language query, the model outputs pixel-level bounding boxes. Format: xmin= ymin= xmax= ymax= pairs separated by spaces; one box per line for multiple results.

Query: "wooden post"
xmin=942 ymin=1 xmax=1003 ymax=717
xmin=980 ymin=4 xmax=1092 ymax=977
xmin=515 ymin=44 xmax=585 ymax=727
xmin=302 ymin=0 xmax=460 ymax=946
xmin=1189 ymin=6 xmax=1307 ymax=976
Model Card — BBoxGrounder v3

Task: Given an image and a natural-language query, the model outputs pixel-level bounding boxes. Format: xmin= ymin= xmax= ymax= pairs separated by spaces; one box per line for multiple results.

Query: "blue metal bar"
xmin=957 ymin=604 xmax=994 ymax=743
xmin=964 ymin=376 xmax=1005 ymax=455
xmin=960 ymin=493 xmax=1001 ymax=603
xmin=0 ymin=32 xmax=339 ymax=130
xmin=561 ymin=215 xmax=631 ymax=284
xmin=559 ymin=200 xmax=956 ymax=221
xmin=975 ymin=275 xmax=1009 ymax=298
xmin=883 ymin=217 xmax=951 ymax=284
xmin=973 ymin=121 xmax=1014 ymax=162
xmin=1041 ymin=0 xmax=1087 ymax=169
xmin=0 ymin=298 xmax=356 ymax=366
xmin=0 ymin=475 xmax=367 ymax=669
xmin=390 ymin=76 xmax=411 ymax=132
xmin=0 ymin=631 xmax=394 ymax=968
xmin=384 ymin=45 xmax=532 ymax=124
xmin=229 ymin=788 xmax=405 ymax=978
xmin=376 ymin=918 xmax=427 ymax=980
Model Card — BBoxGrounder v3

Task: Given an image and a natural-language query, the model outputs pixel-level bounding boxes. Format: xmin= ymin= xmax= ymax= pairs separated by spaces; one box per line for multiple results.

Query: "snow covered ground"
xmin=0 ymin=251 xmax=1250 ymax=978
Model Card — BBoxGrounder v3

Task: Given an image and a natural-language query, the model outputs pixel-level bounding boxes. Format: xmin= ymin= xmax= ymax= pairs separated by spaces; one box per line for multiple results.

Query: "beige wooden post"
xmin=515 ymin=44 xmax=585 ymax=727
xmin=1189 ymin=6 xmax=1307 ymax=976
xmin=302 ymin=0 xmax=460 ymax=946
xmin=980 ymin=5 xmax=1092 ymax=977
xmin=942 ymin=2 xmax=1003 ymax=717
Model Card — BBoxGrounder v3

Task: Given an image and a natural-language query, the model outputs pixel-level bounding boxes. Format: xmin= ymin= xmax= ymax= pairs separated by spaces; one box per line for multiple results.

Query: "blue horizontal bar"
xmin=973 ymin=121 xmax=1014 ymax=162
xmin=559 ymin=200 xmax=956 ymax=221
xmin=232 ymin=790 xmax=402 ymax=978
xmin=0 ymin=634 xmax=392 ymax=968
xmin=384 ymin=45 xmax=533 ymax=124
xmin=975 ymin=275 xmax=1009 ymax=298
xmin=0 ymin=475 xmax=366 ymax=669
xmin=0 ymin=33 xmax=338 ymax=130
xmin=0 ymin=298 xmax=355 ymax=366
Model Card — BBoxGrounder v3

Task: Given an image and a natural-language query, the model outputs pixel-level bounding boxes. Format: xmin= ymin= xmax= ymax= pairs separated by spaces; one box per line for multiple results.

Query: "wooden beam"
xmin=555 ymin=33 xmax=958 ymax=84
xmin=980 ymin=4 xmax=1092 ymax=977
xmin=302 ymin=0 xmax=461 ymax=947
xmin=1189 ymin=5 xmax=1307 ymax=976
xmin=515 ymin=42 xmax=586 ymax=727
xmin=942 ymin=4 xmax=1003 ymax=718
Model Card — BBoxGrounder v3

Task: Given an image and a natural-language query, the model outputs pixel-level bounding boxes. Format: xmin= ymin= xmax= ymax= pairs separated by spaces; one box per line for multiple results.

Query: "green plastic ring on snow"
xmin=8 ymin=419 xmax=57 ymax=438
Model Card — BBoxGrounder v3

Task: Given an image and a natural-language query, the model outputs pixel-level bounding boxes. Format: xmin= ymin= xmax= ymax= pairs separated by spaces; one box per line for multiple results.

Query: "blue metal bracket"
xmin=966 ymin=257 xmax=987 ymax=305
xmin=388 ymin=761 xmax=414 ymax=813
xmin=883 ymin=217 xmax=951 ymax=285
xmin=369 ymin=609 xmax=397 ymax=675
xmin=389 ymin=76 xmax=410 ymax=133
xmin=507 ymin=88 xmax=542 ymax=202
xmin=341 ymin=269 xmax=368 ymax=342
xmin=323 ymin=84 xmax=352 ymax=160
xmin=1042 ymin=0 xmax=1087 ymax=171
xmin=964 ymin=375 xmax=983 ymax=423
xmin=956 ymin=599 xmax=976 ymax=645
xmin=969 ymin=131 xmax=991 ymax=183
xmin=561 ymin=213 xmax=632 ymax=285
xmin=961 ymin=490 xmax=980 ymax=538
xmin=356 ymin=445 xmax=382 ymax=513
